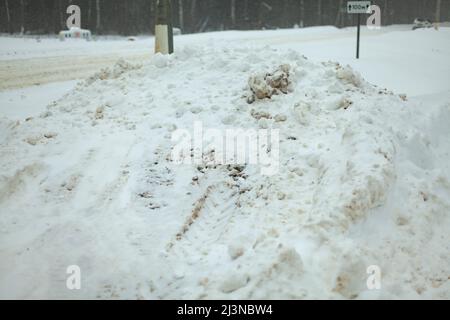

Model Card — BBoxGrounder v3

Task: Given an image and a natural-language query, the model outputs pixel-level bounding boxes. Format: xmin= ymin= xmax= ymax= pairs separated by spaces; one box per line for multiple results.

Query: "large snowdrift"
xmin=0 ymin=44 xmax=449 ymax=299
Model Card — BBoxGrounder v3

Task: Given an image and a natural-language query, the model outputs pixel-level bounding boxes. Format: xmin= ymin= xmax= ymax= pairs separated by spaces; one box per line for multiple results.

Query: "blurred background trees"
xmin=0 ymin=0 xmax=448 ymax=35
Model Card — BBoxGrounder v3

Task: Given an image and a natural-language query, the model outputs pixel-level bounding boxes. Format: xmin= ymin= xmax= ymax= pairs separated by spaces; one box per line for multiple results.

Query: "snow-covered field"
xmin=0 ymin=25 xmax=449 ymax=299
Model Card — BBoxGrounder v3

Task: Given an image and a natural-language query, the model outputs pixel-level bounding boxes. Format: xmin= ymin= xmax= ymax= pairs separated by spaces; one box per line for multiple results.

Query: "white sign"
xmin=347 ymin=1 xmax=371 ymax=14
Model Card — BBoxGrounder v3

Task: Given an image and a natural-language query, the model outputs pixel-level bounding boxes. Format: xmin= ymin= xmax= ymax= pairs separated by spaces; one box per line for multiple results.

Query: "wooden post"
xmin=155 ymin=0 xmax=173 ymax=54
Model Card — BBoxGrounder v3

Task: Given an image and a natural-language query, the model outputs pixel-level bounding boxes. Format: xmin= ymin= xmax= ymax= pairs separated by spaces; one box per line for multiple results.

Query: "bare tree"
xmin=299 ymin=0 xmax=305 ymax=28
xmin=231 ymin=0 xmax=236 ymax=27
xmin=58 ymin=0 xmax=64 ymax=29
xmin=178 ymin=0 xmax=184 ymax=30
xmin=88 ymin=0 xmax=92 ymax=29
xmin=190 ymin=0 xmax=197 ymax=32
xmin=317 ymin=0 xmax=322 ymax=25
xmin=435 ymin=0 xmax=442 ymax=24
xmin=5 ymin=0 xmax=11 ymax=34
xmin=20 ymin=0 xmax=25 ymax=34
xmin=96 ymin=0 xmax=101 ymax=32
xmin=335 ymin=0 xmax=343 ymax=27
xmin=243 ymin=0 xmax=249 ymax=27
xmin=383 ymin=0 xmax=389 ymax=25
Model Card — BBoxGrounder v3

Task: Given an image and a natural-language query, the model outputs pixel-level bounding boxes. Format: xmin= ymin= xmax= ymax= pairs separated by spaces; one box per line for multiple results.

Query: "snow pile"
xmin=0 ymin=44 xmax=449 ymax=300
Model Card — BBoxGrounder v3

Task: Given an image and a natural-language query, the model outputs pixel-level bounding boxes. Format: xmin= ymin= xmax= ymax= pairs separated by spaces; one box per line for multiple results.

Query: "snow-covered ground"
xmin=0 ymin=25 xmax=449 ymax=299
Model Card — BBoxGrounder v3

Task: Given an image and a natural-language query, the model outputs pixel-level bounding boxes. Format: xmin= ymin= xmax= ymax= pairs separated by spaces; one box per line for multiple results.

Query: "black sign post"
xmin=347 ymin=1 xmax=371 ymax=59
xmin=356 ymin=13 xmax=361 ymax=59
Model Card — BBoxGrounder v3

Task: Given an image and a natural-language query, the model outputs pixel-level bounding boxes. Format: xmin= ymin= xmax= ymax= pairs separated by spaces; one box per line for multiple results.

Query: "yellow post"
xmin=155 ymin=0 xmax=174 ymax=54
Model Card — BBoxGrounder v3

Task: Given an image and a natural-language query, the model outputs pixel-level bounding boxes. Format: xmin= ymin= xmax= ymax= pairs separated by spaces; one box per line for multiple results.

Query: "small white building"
xmin=59 ymin=27 xmax=92 ymax=41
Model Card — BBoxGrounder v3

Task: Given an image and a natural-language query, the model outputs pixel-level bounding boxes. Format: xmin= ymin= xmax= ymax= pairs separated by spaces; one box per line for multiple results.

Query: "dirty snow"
xmin=0 ymin=26 xmax=449 ymax=299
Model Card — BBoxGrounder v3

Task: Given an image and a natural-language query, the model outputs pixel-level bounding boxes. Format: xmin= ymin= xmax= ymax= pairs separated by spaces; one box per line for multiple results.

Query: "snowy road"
xmin=0 ymin=53 xmax=151 ymax=90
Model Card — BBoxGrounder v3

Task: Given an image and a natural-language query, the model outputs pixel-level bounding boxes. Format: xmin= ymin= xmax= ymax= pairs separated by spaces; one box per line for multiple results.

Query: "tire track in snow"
xmin=167 ymin=179 xmax=238 ymax=252
xmin=159 ymin=174 xmax=243 ymax=298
